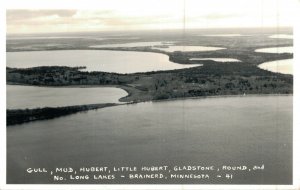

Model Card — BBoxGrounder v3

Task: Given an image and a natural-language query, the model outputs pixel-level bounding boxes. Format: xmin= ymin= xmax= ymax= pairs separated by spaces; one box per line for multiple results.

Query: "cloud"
xmin=203 ymin=13 xmax=241 ymax=20
xmin=7 ymin=10 xmax=77 ymax=23
xmin=6 ymin=0 xmax=294 ymax=34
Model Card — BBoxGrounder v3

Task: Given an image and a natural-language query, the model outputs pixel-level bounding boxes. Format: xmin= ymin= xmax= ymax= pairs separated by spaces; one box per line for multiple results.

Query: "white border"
xmin=293 ymin=0 xmax=300 ymax=189
xmin=0 ymin=3 xmax=6 ymax=189
xmin=1 ymin=0 xmax=300 ymax=189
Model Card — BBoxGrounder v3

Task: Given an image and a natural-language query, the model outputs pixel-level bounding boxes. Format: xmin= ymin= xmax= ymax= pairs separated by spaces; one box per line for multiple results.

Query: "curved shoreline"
xmin=7 ymin=80 xmax=293 ymax=126
xmin=7 ymin=103 xmax=119 ymax=126
xmin=6 ymin=40 xmax=294 ymax=125
xmin=150 ymin=93 xmax=293 ymax=103
xmin=6 ymin=44 xmax=293 ymax=66
xmin=7 ymin=82 xmax=293 ymax=103
xmin=6 ymin=90 xmax=293 ymax=126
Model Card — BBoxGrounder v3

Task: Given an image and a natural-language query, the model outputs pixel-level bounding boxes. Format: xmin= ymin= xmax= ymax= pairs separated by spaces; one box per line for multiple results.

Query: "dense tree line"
xmin=7 ymin=103 xmax=116 ymax=126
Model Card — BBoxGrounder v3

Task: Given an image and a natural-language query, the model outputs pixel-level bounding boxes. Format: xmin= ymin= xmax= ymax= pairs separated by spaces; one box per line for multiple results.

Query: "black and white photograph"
xmin=1 ymin=0 xmax=300 ymax=189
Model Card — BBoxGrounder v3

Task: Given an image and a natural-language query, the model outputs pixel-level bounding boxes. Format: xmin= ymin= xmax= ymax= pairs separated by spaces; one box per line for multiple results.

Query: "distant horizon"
xmin=6 ymin=0 xmax=294 ymax=34
xmin=6 ymin=26 xmax=293 ymax=36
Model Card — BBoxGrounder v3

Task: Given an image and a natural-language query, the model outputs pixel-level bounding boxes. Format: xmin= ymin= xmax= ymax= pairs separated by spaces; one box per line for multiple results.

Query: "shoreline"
xmin=6 ymin=44 xmax=293 ymax=67
xmin=6 ymin=38 xmax=293 ymax=122
xmin=7 ymin=103 xmax=120 ymax=126
xmin=6 ymin=82 xmax=134 ymax=103
xmin=6 ymin=91 xmax=293 ymax=126
xmin=6 ymin=82 xmax=293 ymax=103
xmin=150 ymin=93 xmax=293 ymax=103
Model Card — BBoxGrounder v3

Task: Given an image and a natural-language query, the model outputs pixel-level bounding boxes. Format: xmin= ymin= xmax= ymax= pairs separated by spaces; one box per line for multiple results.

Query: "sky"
xmin=6 ymin=0 xmax=295 ymax=34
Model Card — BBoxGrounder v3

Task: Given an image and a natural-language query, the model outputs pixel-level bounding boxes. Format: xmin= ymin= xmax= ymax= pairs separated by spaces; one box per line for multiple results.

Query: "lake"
xmin=7 ymin=85 xmax=127 ymax=109
xmin=6 ymin=50 xmax=201 ymax=73
xmin=90 ymin=42 xmax=225 ymax=52
xmin=151 ymin=46 xmax=225 ymax=52
xmin=89 ymin=41 xmax=172 ymax=48
xmin=189 ymin=58 xmax=241 ymax=62
xmin=7 ymin=95 xmax=292 ymax=184
xmin=269 ymin=34 xmax=293 ymax=39
xmin=255 ymin=46 xmax=293 ymax=54
xmin=200 ymin=34 xmax=249 ymax=37
xmin=258 ymin=59 xmax=293 ymax=75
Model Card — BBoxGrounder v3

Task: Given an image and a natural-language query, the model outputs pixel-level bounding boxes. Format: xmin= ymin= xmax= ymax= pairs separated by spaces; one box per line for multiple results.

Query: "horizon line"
xmin=6 ymin=26 xmax=293 ymax=36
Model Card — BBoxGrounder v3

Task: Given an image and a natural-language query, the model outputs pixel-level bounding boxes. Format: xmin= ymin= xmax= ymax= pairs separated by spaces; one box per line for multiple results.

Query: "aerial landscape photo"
xmin=6 ymin=0 xmax=293 ymax=185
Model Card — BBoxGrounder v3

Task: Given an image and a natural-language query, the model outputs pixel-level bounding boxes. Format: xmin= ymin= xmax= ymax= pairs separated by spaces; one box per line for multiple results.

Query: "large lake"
xmin=7 ymin=95 xmax=292 ymax=184
xmin=6 ymin=50 xmax=201 ymax=73
xmin=7 ymin=85 xmax=127 ymax=109
xmin=258 ymin=59 xmax=293 ymax=75
xmin=89 ymin=41 xmax=172 ymax=48
xmin=90 ymin=42 xmax=225 ymax=52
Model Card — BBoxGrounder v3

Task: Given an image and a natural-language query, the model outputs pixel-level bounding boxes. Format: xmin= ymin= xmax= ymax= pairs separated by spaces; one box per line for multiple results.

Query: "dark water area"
xmin=7 ymin=95 xmax=292 ymax=184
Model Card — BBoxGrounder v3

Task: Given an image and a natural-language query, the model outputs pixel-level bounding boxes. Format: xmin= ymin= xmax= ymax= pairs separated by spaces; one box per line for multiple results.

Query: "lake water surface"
xmin=258 ymin=59 xmax=293 ymax=75
xmin=7 ymin=95 xmax=292 ymax=184
xmin=200 ymin=34 xmax=249 ymax=37
xmin=90 ymin=42 xmax=224 ymax=52
xmin=152 ymin=46 xmax=225 ymax=52
xmin=255 ymin=46 xmax=293 ymax=54
xmin=7 ymin=50 xmax=201 ymax=73
xmin=189 ymin=58 xmax=241 ymax=62
xmin=89 ymin=41 xmax=172 ymax=48
xmin=269 ymin=34 xmax=293 ymax=39
xmin=7 ymin=85 xmax=127 ymax=109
